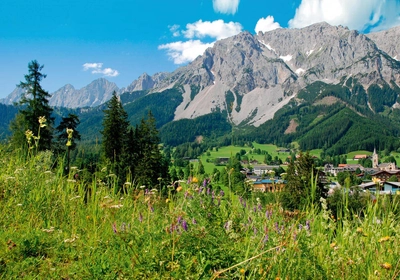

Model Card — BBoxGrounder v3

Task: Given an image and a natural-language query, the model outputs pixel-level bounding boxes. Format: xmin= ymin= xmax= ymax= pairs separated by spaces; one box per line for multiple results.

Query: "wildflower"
xmin=165 ymin=198 xmax=170 ymax=203
xmin=240 ymin=268 xmax=246 ymax=275
xmin=381 ymin=262 xmax=392 ymax=270
xmin=263 ymin=234 xmax=269 ymax=243
xmin=379 ymin=236 xmax=390 ymax=243
xmin=305 ymin=220 xmax=311 ymax=231
xmin=330 ymin=242 xmax=338 ymax=250
xmin=192 ymin=218 xmax=197 ymax=224
xmin=38 ymin=116 xmax=47 ymax=127
xmin=258 ymin=203 xmax=262 ymax=211
xmin=139 ymin=213 xmax=143 ymax=223
xmin=192 ymin=177 xmax=198 ymax=183
xmin=224 ymin=220 xmax=232 ymax=231
xmin=203 ymin=179 xmax=207 ymax=187
xmin=299 ymin=224 xmax=303 ymax=231
xmin=112 ymin=223 xmax=117 ymax=233
xmin=42 ymin=226 xmax=55 ymax=233
xmin=25 ymin=129 xmax=34 ymax=144
xmin=176 ymin=186 xmax=183 ymax=192
xmin=182 ymin=220 xmax=188 ymax=231
xmin=220 ymin=190 xmax=225 ymax=197
xmin=356 ymin=227 xmax=363 ymax=233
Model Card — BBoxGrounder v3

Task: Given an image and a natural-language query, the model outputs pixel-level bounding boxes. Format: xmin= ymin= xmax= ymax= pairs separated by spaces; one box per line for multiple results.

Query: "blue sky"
xmin=1 ymin=0 xmax=399 ymax=98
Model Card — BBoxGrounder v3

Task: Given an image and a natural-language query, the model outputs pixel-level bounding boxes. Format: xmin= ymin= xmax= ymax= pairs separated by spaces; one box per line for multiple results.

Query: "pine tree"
xmin=135 ymin=111 xmax=169 ymax=187
xmin=11 ymin=60 xmax=54 ymax=150
xmin=281 ymin=151 xmax=326 ymax=210
xmin=101 ymin=92 xmax=129 ymax=178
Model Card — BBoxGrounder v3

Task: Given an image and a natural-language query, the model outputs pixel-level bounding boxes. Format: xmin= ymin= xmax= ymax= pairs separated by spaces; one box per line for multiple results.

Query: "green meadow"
xmin=1 ymin=143 xmax=399 ymax=279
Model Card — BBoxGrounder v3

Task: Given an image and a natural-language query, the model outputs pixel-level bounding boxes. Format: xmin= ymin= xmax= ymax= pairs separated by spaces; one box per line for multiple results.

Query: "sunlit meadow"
xmin=0 ymin=142 xmax=399 ymax=279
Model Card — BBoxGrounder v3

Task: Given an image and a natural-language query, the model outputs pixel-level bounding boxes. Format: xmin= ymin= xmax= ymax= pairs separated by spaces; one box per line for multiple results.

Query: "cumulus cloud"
xmin=255 ymin=16 xmax=281 ymax=34
xmin=160 ymin=19 xmax=243 ymax=64
xmin=289 ymin=0 xmax=400 ymax=32
xmin=183 ymin=20 xmax=243 ymax=40
xmin=82 ymin=63 xmax=119 ymax=77
xmin=213 ymin=0 xmax=240 ymax=15
xmin=158 ymin=40 xmax=214 ymax=64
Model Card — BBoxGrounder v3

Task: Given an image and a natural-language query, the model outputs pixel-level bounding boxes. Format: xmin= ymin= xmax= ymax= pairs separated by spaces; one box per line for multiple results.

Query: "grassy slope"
xmin=1 ymin=144 xmax=399 ymax=279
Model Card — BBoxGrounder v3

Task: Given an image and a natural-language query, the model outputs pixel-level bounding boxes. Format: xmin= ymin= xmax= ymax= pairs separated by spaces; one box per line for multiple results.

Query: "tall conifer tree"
xmin=11 ymin=60 xmax=54 ymax=150
xmin=101 ymin=92 xmax=129 ymax=178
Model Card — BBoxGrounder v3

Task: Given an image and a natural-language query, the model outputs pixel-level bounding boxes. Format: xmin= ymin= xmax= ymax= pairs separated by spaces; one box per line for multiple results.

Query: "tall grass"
xmin=0 ymin=143 xmax=399 ymax=279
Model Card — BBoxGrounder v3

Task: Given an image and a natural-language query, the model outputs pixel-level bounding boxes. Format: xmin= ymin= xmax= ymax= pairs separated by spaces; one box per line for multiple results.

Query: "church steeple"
xmin=372 ymin=148 xmax=379 ymax=168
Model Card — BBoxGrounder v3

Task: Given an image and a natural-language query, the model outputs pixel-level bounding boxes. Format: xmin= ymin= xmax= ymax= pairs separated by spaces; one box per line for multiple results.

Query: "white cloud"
xmin=255 ymin=16 xmax=281 ymax=33
xmin=160 ymin=19 xmax=243 ymax=64
xmin=158 ymin=40 xmax=214 ymax=64
xmin=82 ymin=63 xmax=119 ymax=77
xmin=82 ymin=63 xmax=103 ymax=71
xmin=183 ymin=20 xmax=243 ymax=40
xmin=289 ymin=0 xmax=400 ymax=32
xmin=213 ymin=0 xmax=240 ymax=15
xmin=169 ymin=24 xmax=181 ymax=37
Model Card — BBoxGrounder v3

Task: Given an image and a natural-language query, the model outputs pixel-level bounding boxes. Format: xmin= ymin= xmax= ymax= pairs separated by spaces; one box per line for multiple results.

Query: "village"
xmin=233 ymin=148 xmax=400 ymax=195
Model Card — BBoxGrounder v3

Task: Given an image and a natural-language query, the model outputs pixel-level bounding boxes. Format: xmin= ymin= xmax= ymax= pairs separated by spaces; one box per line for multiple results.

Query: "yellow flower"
xmin=379 ymin=236 xmax=390 ymax=243
xmin=66 ymin=128 xmax=74 ymax=139
xmin=192 ymin=177 xmax=198 ymax=183
xmin=330 ymin=242 xmax=337 ymax=248
xmin=356 ymin=227 xmax=363 ymax=233
xmin=176 ymin=186 xmax=183 ymax=192
xmin=381 ymin=262 xmax=392 ymax=270
xmin=25 ymin=129 xmax=33 ymax=143
xmin=38 ymin=116 xmax=47 ymax=128
xmin=66 ymin=140 xmax=72 ymax=147
xmin=239 ymin=268 xmax=245 ymax=274
xmin=165 ymin=198 xmax=170 ymax=203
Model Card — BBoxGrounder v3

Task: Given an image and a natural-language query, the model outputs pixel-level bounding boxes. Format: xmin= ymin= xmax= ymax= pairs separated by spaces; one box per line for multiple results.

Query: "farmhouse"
xmin=371 ymin=170 xmax=400 ymax=182
xmin=253 ymin=165 xmax=280 ymax=175
xmin=253 ymin=179 xmax=286 ymax=192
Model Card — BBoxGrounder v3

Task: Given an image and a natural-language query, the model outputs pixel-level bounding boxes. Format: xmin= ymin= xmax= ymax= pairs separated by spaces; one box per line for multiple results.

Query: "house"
xmin=253 ymin=165 xmax=281 ymax=176
xmin=377 ymin=162 xmax=397 ymax=171
xmin=215 ymin=157 xmax=229 ymax=165
xmin=358 ymin=181 xmax=400 ymax=194
xmin=382 ymin=181 xmax=400 ymax=194
xmin=353 ymin=155 xmax=368 ymax=160
xmin=253 ymin=179 xmax=286 ymax=192
xmin=372 ymin=170 xmax=400 ymax=182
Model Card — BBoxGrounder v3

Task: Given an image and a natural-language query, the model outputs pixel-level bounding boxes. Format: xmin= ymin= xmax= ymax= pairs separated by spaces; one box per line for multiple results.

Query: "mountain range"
xmin=2 ymin=22 xmax=400 ymax=154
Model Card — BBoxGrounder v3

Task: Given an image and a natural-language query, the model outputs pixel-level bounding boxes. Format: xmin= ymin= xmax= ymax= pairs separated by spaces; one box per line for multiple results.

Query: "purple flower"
xmin=258 ymin=203 xmax=262 ymax=211
xmin=184 ymin=191 xmax=189 ymax=199
xmin=182 ymin=220 xmax=188 ymax=231
xmin=112 ymin=222 xmax=117 ymax=234
xmin=150 ymin=206 xmax=154 ymax=213
xmin=299 ymin=224 xmax=303 ymax=231
xmin=203 ymin=179 xmax=207 ymax=187
xmin=145 ymin=189 xmax=149 ymax=195
xmin=198 ymin=187 xmax=203 ymax=194
xmin=207 ymin=188 xmax=210 ymax=196
xmin=220 ymin=190 xmax=225 ymax=197
xmin=263 ymin=234 xmax=269 ymax=243
xmin=306 ymin=220 xmax=310 ymax=231
xmin=192 ymin=218 xmax=197 ymax=224
xmin=177 ymin=216 xmax=182 ymax=224
xmin=253 ymin=206 xmax=257 ymax=213
xmin=275 ymin=222 xmax=279 ymax=233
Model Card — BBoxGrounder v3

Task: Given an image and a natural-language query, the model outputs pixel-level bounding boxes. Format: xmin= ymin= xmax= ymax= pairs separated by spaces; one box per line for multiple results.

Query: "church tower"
xmin=372 ymin=148 xmax=379 ymax=168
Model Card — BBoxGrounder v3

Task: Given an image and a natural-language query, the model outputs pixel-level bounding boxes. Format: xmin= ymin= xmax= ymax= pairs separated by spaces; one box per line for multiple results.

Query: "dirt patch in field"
xmin=284 ymin=119 xmax=298 ymax=134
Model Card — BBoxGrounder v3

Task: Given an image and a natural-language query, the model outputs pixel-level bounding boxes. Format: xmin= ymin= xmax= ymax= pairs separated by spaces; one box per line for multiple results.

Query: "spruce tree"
xmin=101 ymin=92 xmax=129 ymax=178
xmin=11 ymin=60 xmax=54 ymax=150
xmin=135 ymin=111 xmax=169 ymax=187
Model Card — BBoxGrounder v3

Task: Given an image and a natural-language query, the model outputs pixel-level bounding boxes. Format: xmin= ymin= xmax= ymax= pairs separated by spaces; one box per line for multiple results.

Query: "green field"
xmin=1 ymin=143 xmax=400 ymax=279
